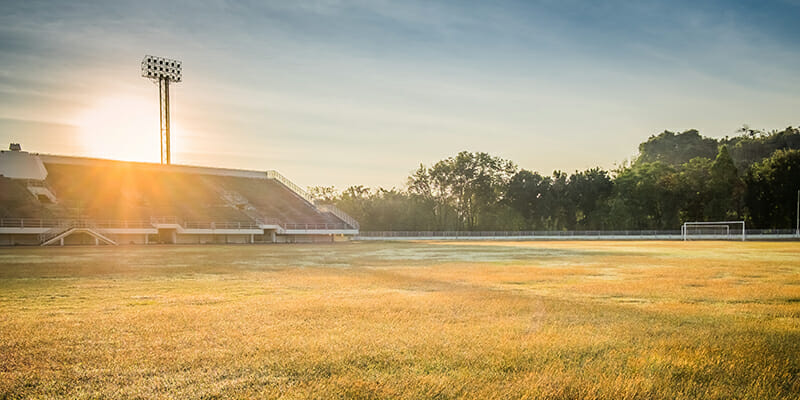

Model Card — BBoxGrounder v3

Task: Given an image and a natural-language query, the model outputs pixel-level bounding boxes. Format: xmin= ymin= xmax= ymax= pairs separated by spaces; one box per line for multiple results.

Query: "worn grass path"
xmin=1 ymin=241 xmax=799 ymax=399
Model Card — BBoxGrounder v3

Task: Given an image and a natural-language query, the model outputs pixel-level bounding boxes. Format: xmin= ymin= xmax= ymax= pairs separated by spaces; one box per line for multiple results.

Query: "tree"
xmin=610 ymin=162 xmax=680 ymax=229
xmin=745 ymin=149 xmax=800 ymax=229
xmin=323 ymin=127 xmax=800 ymax=232
xmin=706 ymin=146 xmax=744 ymax=220
xmin=335 ymin=185 xmax=370 ymax=225
xmin=307 ymin=186 xmax=338 ymax=203
xmin=675 ymin=157 xmax=713 ymax=223
xmin=408 ymin=164 xmax=454 ymax=229
xmin=725 ymin=126 xmax=800 ymax=170
xmin=542 ymin=171 xmax=573 ymax=230
xmin=410 ymin=151 xmax=516 ymax=230
xmin=637 ymin=130 xmax=718 ymax=166
xmin=568 ymin=168 xmax=613 ymax=230
xmin=505 ymin=170 xmax=551 ymax=230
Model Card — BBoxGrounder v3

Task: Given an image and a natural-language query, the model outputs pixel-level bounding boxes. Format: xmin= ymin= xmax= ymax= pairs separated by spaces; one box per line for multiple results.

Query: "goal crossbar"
xmin=682 ymin=221 xmax=745 ymax=241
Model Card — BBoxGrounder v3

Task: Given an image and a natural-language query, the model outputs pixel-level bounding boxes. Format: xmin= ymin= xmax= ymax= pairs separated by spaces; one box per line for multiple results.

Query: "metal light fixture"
xmin=142 ymin=55 xmax=182 ymax=164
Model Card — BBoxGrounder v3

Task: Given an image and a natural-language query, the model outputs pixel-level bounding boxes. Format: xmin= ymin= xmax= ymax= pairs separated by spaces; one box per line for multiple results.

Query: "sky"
xmin=1 ymin=0 xmax=799 ymax=189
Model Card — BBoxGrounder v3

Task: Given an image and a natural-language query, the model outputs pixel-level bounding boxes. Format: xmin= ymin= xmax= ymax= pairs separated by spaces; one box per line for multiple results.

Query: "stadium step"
xmin=40 ymin=227 xmax=118 ymax=246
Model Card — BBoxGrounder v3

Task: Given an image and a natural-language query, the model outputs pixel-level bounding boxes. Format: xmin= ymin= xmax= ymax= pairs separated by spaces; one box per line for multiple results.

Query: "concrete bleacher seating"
xmin=42 ymin=162 xmax=255 ymax=223
xmin=204 ymin=176 xmax=343 ymax=226
xmin=0 ymin=156 xmax=350 ymax=229
xmin=0 ymin=177 xmax=57 ymax=219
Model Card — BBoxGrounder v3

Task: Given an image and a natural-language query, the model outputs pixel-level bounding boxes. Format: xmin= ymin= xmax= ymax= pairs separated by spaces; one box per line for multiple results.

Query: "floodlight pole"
xmin=159 ymin=77 xmax=170 ymax=165
xmin=142 ymin=55 xmax=181 ymax=165
xmin=796 ymin=189 xmax=799 ymax=236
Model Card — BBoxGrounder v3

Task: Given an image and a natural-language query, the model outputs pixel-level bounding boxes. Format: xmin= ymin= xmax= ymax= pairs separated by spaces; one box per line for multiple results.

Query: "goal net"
xmin=682 ymin=221 xmax=745 ymax=241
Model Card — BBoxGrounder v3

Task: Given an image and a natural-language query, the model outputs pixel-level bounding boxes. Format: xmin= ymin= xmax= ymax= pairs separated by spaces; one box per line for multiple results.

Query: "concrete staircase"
xmin=40 ymin=221 xmax=117 ymax=246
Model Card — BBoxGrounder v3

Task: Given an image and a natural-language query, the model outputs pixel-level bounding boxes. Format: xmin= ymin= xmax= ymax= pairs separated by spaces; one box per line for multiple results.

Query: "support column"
xmin=159 ymin=78 xmax=171 ymax=165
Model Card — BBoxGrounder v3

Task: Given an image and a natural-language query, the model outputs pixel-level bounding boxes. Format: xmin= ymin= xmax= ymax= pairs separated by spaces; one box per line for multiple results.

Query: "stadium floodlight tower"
xmin=141 ymin=55 xmax=182 ymax=165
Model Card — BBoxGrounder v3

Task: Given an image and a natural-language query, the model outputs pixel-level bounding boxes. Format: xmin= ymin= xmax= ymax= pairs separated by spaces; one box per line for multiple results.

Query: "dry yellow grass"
xmin=1 ymin=241 xmax=799 ymax=399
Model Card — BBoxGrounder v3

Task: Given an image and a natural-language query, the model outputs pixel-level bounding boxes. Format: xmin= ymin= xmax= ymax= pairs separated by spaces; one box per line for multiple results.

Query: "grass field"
xmin=1 ymin=241 xmax=799 ymax=399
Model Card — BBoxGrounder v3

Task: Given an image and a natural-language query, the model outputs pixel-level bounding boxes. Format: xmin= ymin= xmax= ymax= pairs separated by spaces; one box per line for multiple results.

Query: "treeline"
xmin=310 ymin=127 xmax=800 ymax=231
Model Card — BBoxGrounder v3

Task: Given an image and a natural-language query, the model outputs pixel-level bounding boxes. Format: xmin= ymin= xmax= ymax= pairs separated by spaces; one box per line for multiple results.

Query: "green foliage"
xmin=638 ymin=126 xmax=800 ymax=171
xmin=308 ymin=185 xmax=338 ymax=202
xmin=324 ymin=126 xmax=800 ymax=231
xmin=334 ymin=186 xmax=436 ymax=231
xmin=610 ymin=162 xmax=681 ymax=229
xmin=706 ymin=146 xmax=744 ymax=220
xmin=675 ymin=157 xmax=714 ymax=223
xmin=505 ymin=170 xmax=551 ymax=230
xmin=568 ymin=168 xmax=613 ymax=230
xmin=638 ymin=130 xmax=718 ymax=166
xmin=406 ymin=151 xmax=517 ymax=230
xmin=745 ymin=149 xmax=800 ymax=229
xmin=725 ymin=126 xmax=800 ymax=171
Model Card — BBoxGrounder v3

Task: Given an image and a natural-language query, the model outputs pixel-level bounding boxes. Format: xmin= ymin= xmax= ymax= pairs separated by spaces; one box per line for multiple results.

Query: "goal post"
xmin=682 ymin=221 xmax=745 ymax=241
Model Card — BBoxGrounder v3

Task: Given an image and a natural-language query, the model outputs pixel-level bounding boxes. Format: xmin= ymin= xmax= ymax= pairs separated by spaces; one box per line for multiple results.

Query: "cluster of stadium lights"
xmin=141 ymin=55 xmax=182 ymax=82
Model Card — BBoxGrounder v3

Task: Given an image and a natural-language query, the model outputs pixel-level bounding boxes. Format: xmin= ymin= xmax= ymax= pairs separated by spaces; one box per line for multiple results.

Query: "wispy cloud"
xmin=2 ymin=0 xmax=799 ymax=187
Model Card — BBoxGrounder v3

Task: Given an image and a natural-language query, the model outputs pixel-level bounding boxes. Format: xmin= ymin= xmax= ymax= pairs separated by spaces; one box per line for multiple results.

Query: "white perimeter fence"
xmin=355 ymin=229 xmax=800 ymax=241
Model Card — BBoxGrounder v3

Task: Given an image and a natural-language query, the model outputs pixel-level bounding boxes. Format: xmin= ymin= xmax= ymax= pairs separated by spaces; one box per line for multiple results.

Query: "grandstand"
xmin=0 ymin=145 xmax=358 ymax=245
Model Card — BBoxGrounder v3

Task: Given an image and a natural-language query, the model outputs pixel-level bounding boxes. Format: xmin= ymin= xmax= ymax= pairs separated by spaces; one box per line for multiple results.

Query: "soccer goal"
xmin=682 ymin=221 xmax=745 ymax=241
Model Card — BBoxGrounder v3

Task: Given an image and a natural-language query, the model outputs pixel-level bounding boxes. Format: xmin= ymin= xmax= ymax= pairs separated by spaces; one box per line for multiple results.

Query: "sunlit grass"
xmin=1 ymin=241 xmax=799 ymax=399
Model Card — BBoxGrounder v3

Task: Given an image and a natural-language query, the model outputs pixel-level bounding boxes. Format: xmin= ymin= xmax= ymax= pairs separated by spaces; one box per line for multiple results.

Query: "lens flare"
xmin=75 ymin=96 xmax=185 ymax=163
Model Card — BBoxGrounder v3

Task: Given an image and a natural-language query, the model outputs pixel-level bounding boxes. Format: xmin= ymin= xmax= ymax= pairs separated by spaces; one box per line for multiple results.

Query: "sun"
xmin=76 ymin=96 xmax=178 ymax=163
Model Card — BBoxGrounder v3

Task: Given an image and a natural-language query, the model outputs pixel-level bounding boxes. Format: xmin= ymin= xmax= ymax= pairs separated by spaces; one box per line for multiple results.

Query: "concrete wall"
xmin=277 ymin=234 xmax=336 ymax=244
xmin=110 ymin=233 xmax=150 ymax=245
xmin=62 ymin=232 xmax=108 ymax=246
xmin=0 ymin=234 xmax=39 ymax=246
xmin=175 ymin=233 xmax=253 ymax=244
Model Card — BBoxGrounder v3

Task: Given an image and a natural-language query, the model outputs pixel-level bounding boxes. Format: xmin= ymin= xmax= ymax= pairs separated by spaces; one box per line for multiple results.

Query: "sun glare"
xmin=76 ymin=96 xmax=168 ymax=163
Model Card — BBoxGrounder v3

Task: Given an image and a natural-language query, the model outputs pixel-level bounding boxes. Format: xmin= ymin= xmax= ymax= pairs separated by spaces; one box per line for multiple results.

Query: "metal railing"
xmin=316 ymin=204 xmax=360 ymax=229
xmin=24 ymin=179 xmax=53 ymax=191
xmin=265 ymin=170 xmax=314 ymax=204
xmin=1 ymin=218 xmax=152 ymax=229
xmin=4 ymin=218 xmax=796 ymax=238
xmin=745 ymin=229 xmax=798 ymax=235
xmin=265 ymin=171 xmax=361 ymax=230
xmin=283 ymin=223 xmax=350 ymax=230
xmin=256 ymin=217 xmax=284 ymax=226
xmin=150 ymin=216 xmax=182 ymax=225
xmin=1 ymin=218 xmax=63 ymax=228
xmin=90 ymin=220 xmax=153 ymax=229
xmin=183 ymin=221 xmax=261 ymax=230
xmin=38 ymin=221 xmax=77 ymax=244
xmin=37 ymin=220 xmax=109 ymax=243
xmin=2 ymin=217 xmax=358 ymax=233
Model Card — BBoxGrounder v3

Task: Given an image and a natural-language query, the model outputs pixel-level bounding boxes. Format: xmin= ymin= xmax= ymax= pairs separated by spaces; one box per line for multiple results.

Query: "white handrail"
xmin=265 ymin=170 xmax=314 ymax=204
xmin=262 ymin=171 xmax=360 ymax=229
xmin=317 ymin=204 xmax=360 ymax=229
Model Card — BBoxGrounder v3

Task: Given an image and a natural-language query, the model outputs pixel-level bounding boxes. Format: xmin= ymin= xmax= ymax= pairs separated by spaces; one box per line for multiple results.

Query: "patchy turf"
xmin=1 ymin=241 xmax=799 ymax=399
